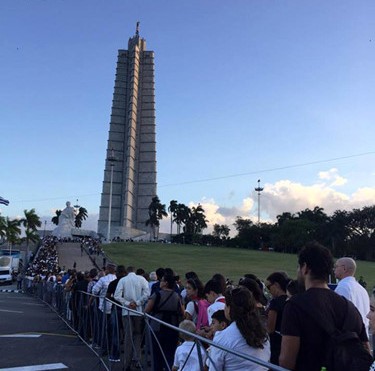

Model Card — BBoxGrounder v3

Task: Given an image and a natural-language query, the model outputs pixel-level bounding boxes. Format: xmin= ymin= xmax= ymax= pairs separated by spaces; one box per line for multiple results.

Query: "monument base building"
xmin=98 ymin=25 xmax=157 ymax=240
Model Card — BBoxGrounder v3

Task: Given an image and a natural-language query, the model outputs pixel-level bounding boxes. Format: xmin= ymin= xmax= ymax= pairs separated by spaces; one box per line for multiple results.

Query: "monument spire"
xmin=98 ymin=27 xmax=157 ymax=240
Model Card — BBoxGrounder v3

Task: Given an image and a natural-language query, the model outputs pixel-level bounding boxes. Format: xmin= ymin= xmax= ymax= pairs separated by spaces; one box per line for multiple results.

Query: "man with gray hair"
xmin=334 ymin=257 xmax=370 ymax=332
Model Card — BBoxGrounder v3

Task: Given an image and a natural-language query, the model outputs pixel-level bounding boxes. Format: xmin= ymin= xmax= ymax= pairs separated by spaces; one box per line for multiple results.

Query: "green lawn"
xmin=102 ymin=242 xmax=375 ymax=290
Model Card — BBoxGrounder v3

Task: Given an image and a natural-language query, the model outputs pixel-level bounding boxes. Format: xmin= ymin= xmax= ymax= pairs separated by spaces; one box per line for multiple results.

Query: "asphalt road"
xmin=0 ymin=285 xmax=107 ymax=371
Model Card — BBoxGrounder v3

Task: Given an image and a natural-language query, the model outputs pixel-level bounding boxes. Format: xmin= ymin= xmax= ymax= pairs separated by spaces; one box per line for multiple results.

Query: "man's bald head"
xmin=334 ymin=257 xmax=356 ymax=280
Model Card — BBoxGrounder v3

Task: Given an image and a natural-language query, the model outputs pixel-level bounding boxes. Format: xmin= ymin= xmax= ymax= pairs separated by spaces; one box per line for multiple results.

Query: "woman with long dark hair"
xmin=184 ymin=278 xmax=210 ymax=329
xmin=238 ymin=276 xmax=268 ymax=325
xmin=265 ymin=272 xmax=289 ymax=365
xmin=209 ymin=286 xmax=270 ymax=370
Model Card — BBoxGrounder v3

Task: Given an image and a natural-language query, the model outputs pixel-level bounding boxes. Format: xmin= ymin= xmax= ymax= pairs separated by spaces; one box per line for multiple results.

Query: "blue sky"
xmin=1 ymin=1 xmax=374 ymax=233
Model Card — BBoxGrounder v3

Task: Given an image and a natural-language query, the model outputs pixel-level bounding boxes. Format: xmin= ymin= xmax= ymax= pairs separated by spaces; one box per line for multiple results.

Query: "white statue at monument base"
xmin=52 ymin=201 xmax=76 ymax=238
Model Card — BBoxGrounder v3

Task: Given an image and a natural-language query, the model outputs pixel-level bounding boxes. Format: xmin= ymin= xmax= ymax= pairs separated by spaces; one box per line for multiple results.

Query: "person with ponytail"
xmin=184 ymin=278 xmax=210 ymax=330
xmin=208 ymin=286 xmax=270 ymax=370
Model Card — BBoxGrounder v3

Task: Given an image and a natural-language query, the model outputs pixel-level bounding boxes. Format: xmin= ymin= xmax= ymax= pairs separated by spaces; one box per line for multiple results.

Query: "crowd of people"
xmin=24 ymin=236 xmax=60 ymax=281
xmin=25 ymin=238 xmax=375 ymax=371
xmin=80 ymin=237 xmax=103 ymax=256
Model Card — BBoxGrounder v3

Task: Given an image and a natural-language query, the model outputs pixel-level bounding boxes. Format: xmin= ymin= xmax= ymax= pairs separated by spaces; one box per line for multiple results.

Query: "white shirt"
xmin=180 ymin=288 xmax=187 ymax=300
xmin=207 ymin=296 xmax=226 ymax=325
xmin=114 ymin=272 xmax=150 ymax=316
xmin=335 ymin=276 xmax=370 ymax=331
xmin=92 ymin=273 xmax=116 ymax=314
xmin=185 ymin=300 xmax=198 ymax=324
xmin=208 ymin=322 xmax=270 ymax=371
xmin=173 ymin=340 xmax=205 ymax=370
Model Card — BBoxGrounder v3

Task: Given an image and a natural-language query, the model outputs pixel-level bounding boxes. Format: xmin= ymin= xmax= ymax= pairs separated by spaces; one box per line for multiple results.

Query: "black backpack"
xmin=294 ymin=297 xmax=373 ymax=371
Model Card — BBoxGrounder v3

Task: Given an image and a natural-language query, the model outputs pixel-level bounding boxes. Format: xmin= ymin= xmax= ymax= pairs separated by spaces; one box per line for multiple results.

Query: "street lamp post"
xmin=107 ymin=149 xmax=117 ymax=243
xmin=254 ymin=179 xmax=264 ymax=226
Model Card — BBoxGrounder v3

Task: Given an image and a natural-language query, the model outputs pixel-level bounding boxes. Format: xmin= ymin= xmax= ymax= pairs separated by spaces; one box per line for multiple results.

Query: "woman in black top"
xmin=265 ymin=272 xmax=289 ymax=365
xmin=145 ymin=274 xmax=184 ymax=371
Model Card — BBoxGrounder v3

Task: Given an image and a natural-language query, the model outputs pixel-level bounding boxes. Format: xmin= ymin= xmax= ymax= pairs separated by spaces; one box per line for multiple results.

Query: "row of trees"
xmin=146 ymin=197 xmax=208 ymax=243
xmin=220 ymin=205 xmax=375 ymax=261
xmin=3 ymin=197 xmax=374 ymax=262
xmin=146 ymin=197 xmax=375 ymax=261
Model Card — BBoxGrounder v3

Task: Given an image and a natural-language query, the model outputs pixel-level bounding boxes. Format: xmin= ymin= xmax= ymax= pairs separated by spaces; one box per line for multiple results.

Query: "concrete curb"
xmin=0 ymin=289 xmax=24 ymax=293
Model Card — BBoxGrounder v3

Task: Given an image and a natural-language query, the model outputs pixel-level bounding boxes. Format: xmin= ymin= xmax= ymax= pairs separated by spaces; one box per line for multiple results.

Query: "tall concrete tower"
xmin=98 ymin=24 xmax=157 ymax=240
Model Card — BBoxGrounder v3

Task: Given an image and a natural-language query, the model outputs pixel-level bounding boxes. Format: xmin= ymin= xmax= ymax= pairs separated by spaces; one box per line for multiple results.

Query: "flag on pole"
xmin=0 ymin=196 xmax=9 ymax=206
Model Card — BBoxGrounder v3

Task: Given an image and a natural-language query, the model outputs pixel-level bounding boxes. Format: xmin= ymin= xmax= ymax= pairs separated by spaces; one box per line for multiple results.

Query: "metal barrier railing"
xmin=25 ymin=280 xmax=289 ymax=371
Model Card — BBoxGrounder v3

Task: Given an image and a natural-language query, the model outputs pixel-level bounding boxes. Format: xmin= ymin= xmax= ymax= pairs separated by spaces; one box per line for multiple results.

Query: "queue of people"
xmin=24 ymin=238 xmax=375 ymax=371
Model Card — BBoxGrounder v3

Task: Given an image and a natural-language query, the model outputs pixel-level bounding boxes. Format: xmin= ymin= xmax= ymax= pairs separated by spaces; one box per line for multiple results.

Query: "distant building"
xmin=98 ymin=24 xmax=157 ymax=240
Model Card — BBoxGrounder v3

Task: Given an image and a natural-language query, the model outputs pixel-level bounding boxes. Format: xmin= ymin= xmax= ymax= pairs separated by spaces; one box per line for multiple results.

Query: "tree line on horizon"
xmin=146 ymin=196 xmax=375 ymax=261
xmin=2 ymin=199 xmax=374 ymax=262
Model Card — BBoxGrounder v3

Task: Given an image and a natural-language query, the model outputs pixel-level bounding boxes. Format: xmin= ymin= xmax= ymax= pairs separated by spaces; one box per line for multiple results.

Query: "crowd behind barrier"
xmin=25 ymin=279 xmax=287 ymax=371
xmin=19 ymin=236 xmax=290 ymax=371
xmin=20 ymin=237 xmax=374 ymax=371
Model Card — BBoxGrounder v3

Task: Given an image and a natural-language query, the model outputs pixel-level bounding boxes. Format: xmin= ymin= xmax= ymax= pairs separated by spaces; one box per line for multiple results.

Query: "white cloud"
xmin=197 ymin=200 xmax=226 ymax=226
xmin=331 ymin=176 xmax=347 ymax=186
xmin=318 ymin=169 xmax=334 ymax=180
xmin=260 ymin=180 xmax=350 ymax=219
xmin=161 ymin=198 xmax=257 ymax=235
xmin=161 ymin=177 xmax=375 ymax=233
xmin=242 ymin=197 xmax=254 ymax=214
xmin=186 ymin=199 xmax=226 ymax=233
xmin=318 ymin=168 xmax=347 ymax=187
xmin=350 ymin=187 xmax=375 ymax=206
xmin=81 ymin=213 xmax=100 ymax=231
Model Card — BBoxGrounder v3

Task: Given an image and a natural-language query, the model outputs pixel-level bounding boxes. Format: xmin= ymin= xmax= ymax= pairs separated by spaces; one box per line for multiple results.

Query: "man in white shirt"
xmin=334 ymin=257 xmax=370 ymax=333
xmin=92 ymin=264 xmax=117 ymax=314
xmin=114 ymin=266 xmax=150 ymax=370
xmin=92 ymin=263 xmax=117 ymax=351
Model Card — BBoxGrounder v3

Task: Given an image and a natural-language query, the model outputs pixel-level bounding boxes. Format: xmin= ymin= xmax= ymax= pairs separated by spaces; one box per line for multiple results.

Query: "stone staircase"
xmin=57 ymin=242 xmax=98 ymax=272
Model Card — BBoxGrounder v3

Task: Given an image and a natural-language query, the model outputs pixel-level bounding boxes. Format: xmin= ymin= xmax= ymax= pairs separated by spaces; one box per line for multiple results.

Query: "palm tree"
xmin=213 ymin=224 xmax=230 ymax=240
xmin=21 ymin=209 xmax=41 ymax=259
xmin=145 ymin=196 xmax=168 ymax=240
xmin=174 ymin=203 xmax=190 ymax=235
xmin=190 ymin=204 xmax=208 ymax=234
xmin=51 ymin=210 xmax=62 ymax=225
xmin=75 ymin=207 xmax=88 ymax=228
xmin=0 ymin=215 xmax=6 ymax=243
xmin=3 ymin=217 xmax=21 ymax=249
xmin=221 ymin=224 xmax=230 ymax=239
xmin=168 ymin=200 xmax=178 ymax=236
xmin=23 ymin=228 xmax=40 ymax=249
xmin=21 ymin=209 xmax=42 ymax=231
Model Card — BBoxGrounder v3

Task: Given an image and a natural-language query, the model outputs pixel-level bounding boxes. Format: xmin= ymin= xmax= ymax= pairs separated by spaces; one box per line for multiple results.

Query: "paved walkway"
xmin=57 ymin=242 xmax=104 ymax=272
xmin=0 ymin=290 xmax=105 ymax=370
